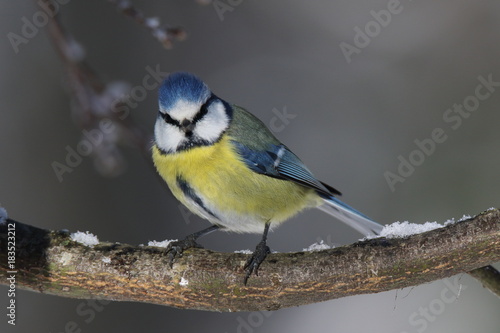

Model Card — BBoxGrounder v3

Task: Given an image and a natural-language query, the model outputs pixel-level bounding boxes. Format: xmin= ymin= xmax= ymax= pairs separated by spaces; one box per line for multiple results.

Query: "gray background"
xmin=1 ymin=0 xmax=499 ymax=332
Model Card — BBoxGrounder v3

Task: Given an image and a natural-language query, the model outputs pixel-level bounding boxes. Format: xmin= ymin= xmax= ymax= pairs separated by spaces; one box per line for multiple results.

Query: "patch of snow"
xmin=303 ymin=240 xmax=332 ymax=252
xmin=366 ymin=221 xmax=444 ymax=239
xmin=102 ymin=257 xmax=111 ymax=264
xmin=458 ymin=214 xmax=472 ymax=222
xmin=234 ymin=249 xmax=253 ymax=254
xmin=70 ymin=231 xmax=99 ymax=247
xmin=179 ymin=277 xmax=189 ymax=286
xmin=148 ymin=239 xmax=176 ymax=248
xmin=444 ymin=218 xmax=456 ymax=226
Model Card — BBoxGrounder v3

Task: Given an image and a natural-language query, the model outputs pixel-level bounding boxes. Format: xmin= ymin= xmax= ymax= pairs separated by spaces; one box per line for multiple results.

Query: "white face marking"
xmin=155 ymin=98 xmax=230 ymax=153
xmin=162 ymin=100 xmax=200 ymax=122
xmin=154 ymin=118 xmax=185 ymax=153
xmin=194 ymin=100 xmax=229 ymax=142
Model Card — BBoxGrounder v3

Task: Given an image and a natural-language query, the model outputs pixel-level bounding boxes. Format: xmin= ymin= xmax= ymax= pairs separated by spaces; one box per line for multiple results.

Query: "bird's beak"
xmin=181 ymin=119 xmax=195 ymax=136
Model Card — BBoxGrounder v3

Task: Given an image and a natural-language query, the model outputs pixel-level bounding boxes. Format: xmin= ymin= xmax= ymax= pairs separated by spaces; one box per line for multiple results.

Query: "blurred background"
xmin=1 ymin=0 xmax=499 ymax=332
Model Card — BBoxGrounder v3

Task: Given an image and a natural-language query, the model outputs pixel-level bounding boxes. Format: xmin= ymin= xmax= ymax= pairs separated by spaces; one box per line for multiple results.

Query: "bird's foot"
xmin=243 ymin=240 xmax=271 ymax=285
xmin=165 ymin=235 xmax=203 ymax=267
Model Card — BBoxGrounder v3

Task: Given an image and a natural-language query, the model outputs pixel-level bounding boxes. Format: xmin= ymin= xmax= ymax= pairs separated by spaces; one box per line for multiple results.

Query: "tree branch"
xmin=1 ymin=209 xmax=499 ymax=311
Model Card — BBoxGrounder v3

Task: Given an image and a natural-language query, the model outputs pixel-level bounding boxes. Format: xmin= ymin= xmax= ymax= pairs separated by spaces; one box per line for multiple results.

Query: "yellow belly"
xmin=152 ymin=135 xmax=320 ymax=232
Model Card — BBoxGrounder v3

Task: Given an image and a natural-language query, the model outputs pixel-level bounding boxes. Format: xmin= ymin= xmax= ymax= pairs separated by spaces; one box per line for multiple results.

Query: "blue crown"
xmin=159 ymin=72 xmax=211 ymax=111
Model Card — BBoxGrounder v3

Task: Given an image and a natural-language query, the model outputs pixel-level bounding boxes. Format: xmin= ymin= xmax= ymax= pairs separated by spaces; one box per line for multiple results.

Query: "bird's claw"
xmin=243 ymin=240 xmax=270 ymax=285
xmin=165 ymin=235 xmax=203 ymax=267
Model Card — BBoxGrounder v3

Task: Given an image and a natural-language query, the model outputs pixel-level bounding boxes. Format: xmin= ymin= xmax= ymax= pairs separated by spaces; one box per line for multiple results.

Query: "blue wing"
xmin=232 ymin=141 xmax=340 ymax=196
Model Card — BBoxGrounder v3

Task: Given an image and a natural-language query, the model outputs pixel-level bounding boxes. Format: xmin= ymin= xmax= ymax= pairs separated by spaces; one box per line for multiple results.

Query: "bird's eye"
xmin=160 ymin=111 xmax=180 ymax=127
xmin=192 ymin=95 xmax=217 ymax=125
xmin=192 ymin=104 xmax=209 ymax=124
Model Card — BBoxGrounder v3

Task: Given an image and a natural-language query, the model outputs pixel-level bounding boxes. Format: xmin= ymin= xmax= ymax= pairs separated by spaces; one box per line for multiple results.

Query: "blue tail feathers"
xmin=317 ymin=195 xmax=383 ymax=236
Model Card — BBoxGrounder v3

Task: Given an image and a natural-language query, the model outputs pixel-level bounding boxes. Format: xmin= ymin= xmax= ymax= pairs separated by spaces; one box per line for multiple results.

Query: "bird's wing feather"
xmin=228 ymin=105 xmax=339 ymax=196
xmin=232 ymin=141 xmax=336 ymax=196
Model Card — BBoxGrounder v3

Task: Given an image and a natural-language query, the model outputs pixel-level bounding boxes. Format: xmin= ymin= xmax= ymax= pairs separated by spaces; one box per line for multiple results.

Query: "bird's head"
xmin=155 ymin=72 xmax=232 ymax=153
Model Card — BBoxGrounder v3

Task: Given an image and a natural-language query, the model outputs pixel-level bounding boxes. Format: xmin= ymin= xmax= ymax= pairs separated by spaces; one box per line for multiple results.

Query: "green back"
xmin=226 ymin=105 xmax=281 ymax=150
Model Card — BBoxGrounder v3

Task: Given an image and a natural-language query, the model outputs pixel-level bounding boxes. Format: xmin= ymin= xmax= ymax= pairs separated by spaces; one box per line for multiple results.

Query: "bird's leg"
xmin=165 ymin=224 xmax=220 ymax=267
xmin=244 ymin=222 xmax=271 ymax=285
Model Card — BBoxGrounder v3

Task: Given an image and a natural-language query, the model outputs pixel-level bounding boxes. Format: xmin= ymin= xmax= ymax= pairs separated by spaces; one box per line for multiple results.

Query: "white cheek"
xmin=154 ymin=118 xmax=185 ymax=152
xmin=194 ymin=101 xmax=228 ymax=141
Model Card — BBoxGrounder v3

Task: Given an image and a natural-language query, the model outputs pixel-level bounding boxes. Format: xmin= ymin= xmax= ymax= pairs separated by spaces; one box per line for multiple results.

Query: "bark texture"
xmin=0 ymin=209 xmax=499 ymax=311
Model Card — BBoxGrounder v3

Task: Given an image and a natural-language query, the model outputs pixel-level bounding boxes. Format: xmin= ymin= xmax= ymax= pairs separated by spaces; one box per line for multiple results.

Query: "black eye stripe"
xmin=192 ymin=104 xmax=208 ymax=124
xmin=160 ymin=94 xmax=220 ymax=128
xmin=192 ymin=95 xmax=217 ymax=125
xmin=160 ymin=111 xmax=181 ymax=127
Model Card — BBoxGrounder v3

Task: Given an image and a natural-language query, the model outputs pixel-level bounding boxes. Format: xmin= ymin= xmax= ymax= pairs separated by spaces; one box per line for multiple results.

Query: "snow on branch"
xmin=0 ymin=209 xmax=498 ymax=311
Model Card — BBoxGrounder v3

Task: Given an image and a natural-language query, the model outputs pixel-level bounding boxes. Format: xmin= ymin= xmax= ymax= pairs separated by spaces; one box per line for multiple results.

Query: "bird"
xmin=152 ymin=72 xmax=383 ymax=284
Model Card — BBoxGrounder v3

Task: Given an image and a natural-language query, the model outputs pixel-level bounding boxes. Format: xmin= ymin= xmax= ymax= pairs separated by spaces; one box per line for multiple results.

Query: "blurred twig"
xmin=1 ymin=209 xmax=498 ymax=311
xmin=107 ymin=0 xmax=186 ymax=48
xmin=42 ymin=0 xmax=173 ymax=177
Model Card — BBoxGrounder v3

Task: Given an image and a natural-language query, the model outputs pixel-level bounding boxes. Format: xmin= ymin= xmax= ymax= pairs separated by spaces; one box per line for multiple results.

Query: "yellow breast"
xmin=152 ymin=135 xmax=320 ymax=231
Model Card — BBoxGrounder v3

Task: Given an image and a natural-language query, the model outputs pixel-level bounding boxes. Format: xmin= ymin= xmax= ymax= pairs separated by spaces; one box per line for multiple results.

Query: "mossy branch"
xmin=0 ymin=209 xmax=499 ymax=311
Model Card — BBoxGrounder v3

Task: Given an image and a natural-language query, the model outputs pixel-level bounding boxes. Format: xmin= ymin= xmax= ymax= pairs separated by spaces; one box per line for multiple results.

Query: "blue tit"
xmin=152 ymin=72 xmax=383 ymax=284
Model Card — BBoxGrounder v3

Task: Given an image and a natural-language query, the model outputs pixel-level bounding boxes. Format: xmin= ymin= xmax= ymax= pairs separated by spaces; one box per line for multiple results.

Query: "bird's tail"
xmin=317 ymin=196 xmax=383 ymax=236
